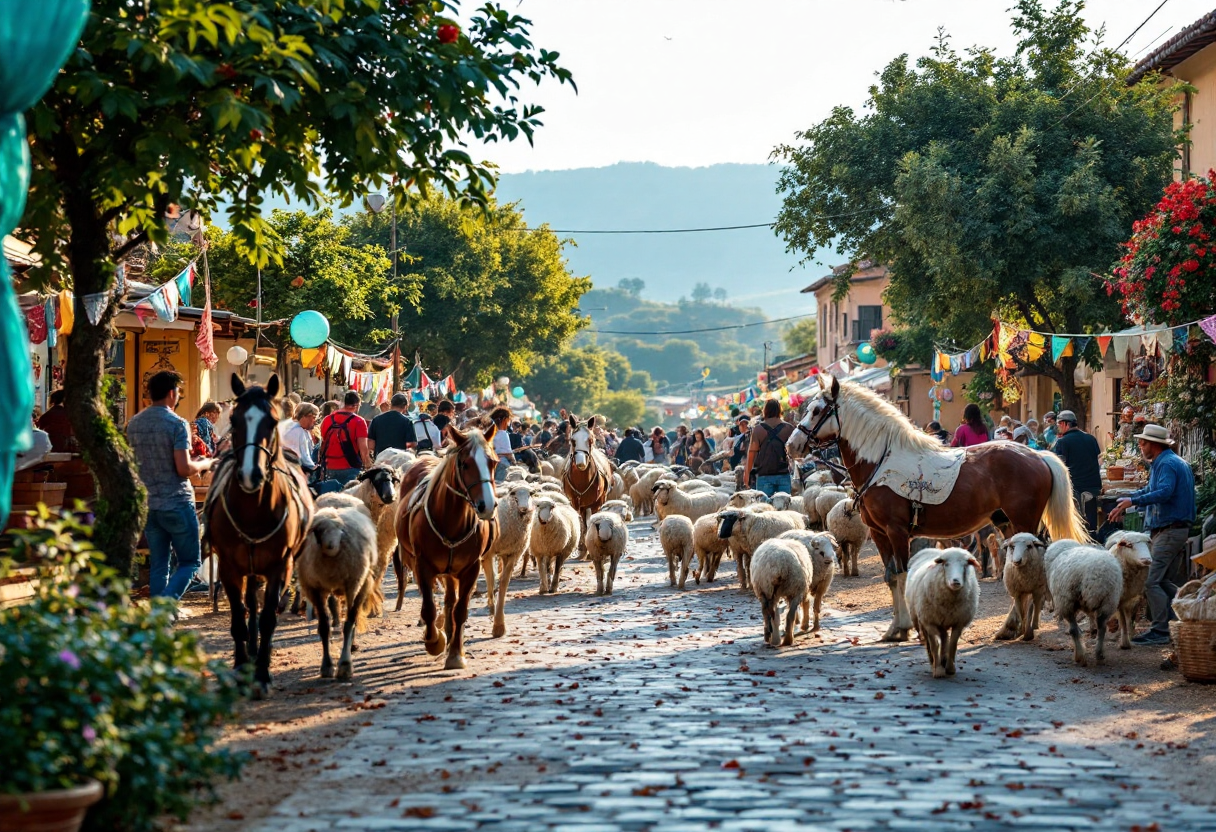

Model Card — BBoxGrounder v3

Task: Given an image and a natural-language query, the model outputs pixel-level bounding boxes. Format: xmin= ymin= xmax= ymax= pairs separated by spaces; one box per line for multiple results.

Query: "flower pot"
xmin=1106 ymin=466 xmax=1124 ymax=481
xmin=0 ymin=780 xmax=102 ymax=832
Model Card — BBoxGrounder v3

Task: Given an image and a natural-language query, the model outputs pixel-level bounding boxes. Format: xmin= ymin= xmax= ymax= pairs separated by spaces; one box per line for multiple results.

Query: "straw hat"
xmin=1132 ymin=423 xmax=1175 ymax=446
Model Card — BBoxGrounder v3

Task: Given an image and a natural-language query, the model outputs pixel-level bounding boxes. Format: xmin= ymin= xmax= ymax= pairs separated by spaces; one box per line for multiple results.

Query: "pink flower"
xmin=57 ymin=649 xmax=80 ymax=670
xmin=82 ymin=726 xmax=96 ymax=743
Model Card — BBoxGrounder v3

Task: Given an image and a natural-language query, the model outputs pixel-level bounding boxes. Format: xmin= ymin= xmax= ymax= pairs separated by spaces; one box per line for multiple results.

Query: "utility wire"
xmin=588 ymin=312 xmax=815 ymax=336
xmin=511 ymin=204 xmax=887 ymax=235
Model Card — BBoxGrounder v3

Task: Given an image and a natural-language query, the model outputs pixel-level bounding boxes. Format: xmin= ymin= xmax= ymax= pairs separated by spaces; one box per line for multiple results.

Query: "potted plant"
xmin=0 ymin=509 xmax=243 ymax=832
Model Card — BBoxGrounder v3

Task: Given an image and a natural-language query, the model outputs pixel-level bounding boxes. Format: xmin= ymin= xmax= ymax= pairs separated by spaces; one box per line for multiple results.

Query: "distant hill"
xmin=494 ymin=162 xmax=822 ymax=317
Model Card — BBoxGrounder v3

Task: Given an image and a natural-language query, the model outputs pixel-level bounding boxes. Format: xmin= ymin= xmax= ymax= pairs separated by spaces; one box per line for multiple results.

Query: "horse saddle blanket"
xmin=871 ymin=447 xmax=965 ymax=506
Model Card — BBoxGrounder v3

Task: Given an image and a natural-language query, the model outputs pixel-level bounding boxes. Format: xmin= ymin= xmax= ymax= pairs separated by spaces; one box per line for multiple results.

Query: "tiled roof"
xmin=1128 ymin=9 xmax=1216 ymax=84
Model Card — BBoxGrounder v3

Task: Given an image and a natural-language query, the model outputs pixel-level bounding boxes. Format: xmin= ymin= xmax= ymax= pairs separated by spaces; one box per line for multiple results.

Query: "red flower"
xmin=1183 ymin=259 xmax=1200 ymax=272
xmin=437 ymin=23 xmax=459 ymax=43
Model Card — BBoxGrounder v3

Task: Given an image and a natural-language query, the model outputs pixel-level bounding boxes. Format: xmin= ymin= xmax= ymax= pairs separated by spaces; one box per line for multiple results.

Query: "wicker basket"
xmin=1172 ymin=620 xmax=1216 ymax=683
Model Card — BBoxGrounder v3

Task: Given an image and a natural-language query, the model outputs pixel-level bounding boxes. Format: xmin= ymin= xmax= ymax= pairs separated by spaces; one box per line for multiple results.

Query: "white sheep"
xmin=677 ymin=479 xmax=714 ymax=493
xmin=585 ymin=510 xmax=629 ymax=596
xmin=750 ymin=539 xmax=815 ymax=647
xmin=778 ymin=529 xmax=837 ymax=632
xmin=529 ymin=496 xmax=581 ymax=594
xmin=814 ymin=488 xmax=850 ymax=530
xmin=1105 ymin=531 xmax=1154 ymax=650
xmin=343 ymin=465 xmax=404 ymax=617
xmin=659 ymin=515 xmax=696 ymax=589
xmin=1045 ymin=539 xmax=1123 ymax=667
xmin=994 ymin=533 xmax=1048 ymax=642
xmin=295 ymin=506 xmax=378 ymax=681
xmin=316 ymin=492 xmax=371 ymax=517
xmin=539 ymin=459 xmax=556 ymax=478
xmin=630 ymin=467 xmax=668 ymax=517
xmin=481 ymin=484 xmax=534 ymax=638
xmin=693 ymin=513 xmax=731 ymax=584
xmin=653 ymin=479 xmax=729 ymax=525
xmin=801 ymin=484 xmax=824 ymax=527
xmin=905 ymin=547 xmax=981 ymax=678
xmin=599 ymin=498 xmax=635 ymax=522
xmin=606 ymin=472 xmax=627 ymax=502
xmin=728 ymin=489 xmax=768 ymax=509
xmin=769 ymin=491 xmax=805 ymax=515
xmin=374 ymin=447 xmax=417 ymax=476
xmin=717 ymin=507 xmax=808 ymax=591
xmin=825 ymin=498 xmax=868 ymax=577
xmin=505 ymin=466 xmax=528 ymax=482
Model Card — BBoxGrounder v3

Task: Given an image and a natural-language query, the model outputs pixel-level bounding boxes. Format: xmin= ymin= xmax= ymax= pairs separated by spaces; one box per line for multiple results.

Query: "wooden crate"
xmin=0 ymin=565 xmax=37 ymax=608
xmin=11 ymin=482 xmax=67 ymax=509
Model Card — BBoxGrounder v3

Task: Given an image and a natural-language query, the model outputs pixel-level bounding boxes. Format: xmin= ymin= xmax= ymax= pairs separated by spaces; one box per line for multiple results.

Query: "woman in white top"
xmin=279 ymin=402 xmax=318 ymax=472
xmin=489 ymin=406 xmax=515 ymax=483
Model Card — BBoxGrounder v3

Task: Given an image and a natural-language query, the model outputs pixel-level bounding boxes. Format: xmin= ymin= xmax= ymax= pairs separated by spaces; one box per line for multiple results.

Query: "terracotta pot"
xmin=0 ymin=780 xmax=102 ymax=832
xmin=1106 ymin=466 xmax=1124 ymax=482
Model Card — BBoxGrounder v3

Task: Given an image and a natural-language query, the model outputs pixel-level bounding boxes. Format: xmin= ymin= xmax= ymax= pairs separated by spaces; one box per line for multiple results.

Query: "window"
xmin=841 ymin=312 xmax=847 ymax=336
xmin=851 ymin=305 xmax=883 ymax=343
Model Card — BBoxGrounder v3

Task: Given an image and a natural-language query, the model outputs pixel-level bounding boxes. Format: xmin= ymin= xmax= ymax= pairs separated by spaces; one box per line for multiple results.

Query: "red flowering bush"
xmin=1111 ymin=173 xmax=1216 ymax=325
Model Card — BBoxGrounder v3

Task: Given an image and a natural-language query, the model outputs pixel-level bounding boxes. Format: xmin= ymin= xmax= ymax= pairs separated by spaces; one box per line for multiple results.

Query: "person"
xmin=671 ymin=424 xmax=691 ymax=466
xmin=189 ymin=421 xmax=210 ymax=459
xmin=1011 ymin=425 xmax=1034 ymax=446
xmin=125 ymin=371 xmax=213 ymax=602
xmin=193 ymin=401 xmax=221 ymax=457
xmin=925 ymin=420 xmax=951 ymax=445
xmin=36 ymin=389 xmax=75 ymax=452
xmin=994 ymin=426 xmax=1012 ymax=441
xmin=1025 ymin=418 xmax=1042 ymax=448
xmin=279 ymin=401 xmax=318 ymax=473
xmin=744 ymin=399 xmax=794 ymax=497
xmin=318 ymin=391 xmax=370 ymax=488
xmin=615 ymin=428 xmax=646 ymax=463
xmin=1052 ymin=410 xmax=1102 ymax=532
xmin=1109 ymin=424 xmax=1196 ymax=646
xmin=1041 ymin=411 xmax=1058 ymax=449
xmin=728 ymin=415 xmax=751 ymax=470
xmin=648 ymin=427 xmax=671 ymax=465
xmin=537 ymin=420 xmax=555 ymax=453
xmin=319 ymin=399 xmax=341 ymax=421
xmin=546 ymin=422 xmax=571 ymax=457
xmin=368 ymin=393 xmax=416 ymax=459
xmin=688 ymin=428 xmax=715 ymax=471
xmin=950 ymin=404 xmax=989 ymax=448
xmin=412 ymin=403 xmax=443 ymax=452
xmin=432 ymin=399 xmax=456 ymax=441
xmin=490 ymin=407 xmax=515 ymax=482
xmin=604 ymin=429 xmax=620 ymax=456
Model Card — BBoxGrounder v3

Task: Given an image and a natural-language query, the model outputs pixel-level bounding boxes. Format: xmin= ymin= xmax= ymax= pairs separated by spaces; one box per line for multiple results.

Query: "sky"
xmin=471 ymin=0 xmax=1213 ymax=173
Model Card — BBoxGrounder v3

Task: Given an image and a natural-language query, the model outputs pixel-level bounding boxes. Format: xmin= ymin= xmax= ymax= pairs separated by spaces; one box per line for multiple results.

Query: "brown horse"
xmin=204 ymin=374 xmax=315 ymax=697
xmin=788 ymin=374 xmax=1090 ymax=642
xmin=395 ymin=423 xmax=499 ymax=670
xmin=561 ymin=414 xmax=611 ymax=553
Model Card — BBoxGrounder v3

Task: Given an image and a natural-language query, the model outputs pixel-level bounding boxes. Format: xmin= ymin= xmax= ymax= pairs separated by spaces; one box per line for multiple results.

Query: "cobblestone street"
xmin=188 ymin=520 xmax=1215 ymax=832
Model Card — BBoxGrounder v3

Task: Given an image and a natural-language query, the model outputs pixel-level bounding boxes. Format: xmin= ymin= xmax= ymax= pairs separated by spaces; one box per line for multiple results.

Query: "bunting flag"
xmin=1158 ymin=328 xmax=1174 ymax=354
xmin=1142 ymin=331 xmax=1159 ymax=355
xmin=1112 ymin=334 xmax=1133 ymax=357
xmin=1071 ymin=337 xmax=1090 ymax=358
xmin=1095 ymin=335 xmax=1112 ymax=357
xmin=133 ymin=302 xmax=157 ymax=327
xmin=25 ymin=304 xmax=46 ymax=345
xmin=45 ymin=297 xmax=57 ymax=348
xmin=1200 ymin=314 xmax=1216 ymax=345
xmin=341 ymin=354 xmax=352 ymax=380
xmin=82 ymin=292 xmax=108 ymax=326
xmin=1051 ymin=335 xmax=1071 ymax=363
xmin=1174 ymin=326 xmax=1189 ymax=350
xmin=174 ymin=263 xmax=195 ymax=307
xmin=300 ymin=347 xmax=323 ymax=368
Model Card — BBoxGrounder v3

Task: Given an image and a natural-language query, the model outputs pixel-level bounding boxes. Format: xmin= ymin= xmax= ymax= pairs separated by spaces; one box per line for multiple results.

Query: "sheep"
xmin=600 ymin=499 xmax=634 ymax=522
xmin=778 ymin=530 xmax=837 ymax=632
xmin=344 ymin=465 xmax=404 ymax=617
xmin=717 ymin=507 xmax=808 ymax=591
xmin=678 ymin=479 xmax=714 ymax=493
xmin=659 ymin=515 xmax=696 ymax=589
xmin=693 ymin=513 xmax=732 ymax=584
xmin=373 ymin=447 xmax=416 ymax=476
xmin=825 ymin=497 xmax=868 ymax=577
xmin=295 ymin=506 xmax=378 ymax=681
xmin=630 ymin=467 xmax=668 ymax=516
xmin=814 ymin=488 xmax=850 ymax=529
xmin=728 ymin=489 xmax=768 ymax=508
xmin=749 ymin=539 xmax=815 ymax=647
xmin=316 ymin=492 xmax=371 ymax=517
xmin=606 ymin=472 xmax=627 ymax=502
xmin=905 ymin=547 xmax=981 ymax=678
xmin=585 ymin=511 xmax=629 ymax=595
xmin=539 ymin=459 xmax=556 ymax=478
xmin=697 ymin=474 xmax=724 ymax=487
xmin=1105 ymin=531 xmax=1154 ymax=650
xmin=652 ymin=479 xmax=729 ymax=528
xmin=529 ymin=496 xmax=581 ymax=594
xmin=993 ymin=533 xmax=1048 ymax=642
xmin=769 ymin=491 xmax=805 ymax=514
xmin=505 ymin=466 xmax=528 ymax=482
xmin=481 ymin=485 xmax=535 ymax=638
xmin=1045 ymin=539 xmax=1123 ymax=667
xmin=801 ymin=484 xmax=824 ymax=527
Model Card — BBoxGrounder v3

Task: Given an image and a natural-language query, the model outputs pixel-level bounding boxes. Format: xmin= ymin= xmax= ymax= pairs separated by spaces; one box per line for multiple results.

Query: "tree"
xmin=782 ymin=318 xmax=818 ymax=359
xmin=617 ymin=278 xmax=646 ymax=297
xmin=691 ymin=282 xmax=713 ymax=304
xmin=772 ymin=0 xmax=1179 ymax=418
xmin=343 ymin=196 xmax=590 ymax=385
xmin=712 ymin=287 xmax=728 ymax=304
xmin=522 ymin=346 xmax=608 ymax=415
xmin=594 ymin=390 xmax=649 ymax=429
xmin=25 ymin=0 xmax=573 ymax=570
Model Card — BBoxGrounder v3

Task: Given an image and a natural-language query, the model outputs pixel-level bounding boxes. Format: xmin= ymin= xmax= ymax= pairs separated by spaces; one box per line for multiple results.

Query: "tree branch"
xmin=110 ymin=231 xmax=149 ymax=263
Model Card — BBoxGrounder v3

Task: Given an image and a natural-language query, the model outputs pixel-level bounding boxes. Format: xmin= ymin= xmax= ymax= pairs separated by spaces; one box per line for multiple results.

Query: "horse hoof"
xmin=994 ymin=629 xmax=1015 ymax=641
xmin=491 ymin=622 xmax=506 ymax=638
xmin=395 ymin=599 xmax=405 ymax=612
xmin=444 ymin=653 xmax=467 ymax=670
xmin=320 ymin=660 xmax=334 ymax=678
xmin=932 ymin=667 xmax=947 ymax=679
xmin=336 ymin=661 xmax=353 ymax=681
xmin=946 ymin=664 xmax=957 ymax=676
xmin=425 ymin=634 xmax=447 ymax=656
xmin=1022 ymin=633 xmax=1036 ymax=642
xmin=251 ymin=683 xmax=271 ymax=700
xmin=1074 ymin=655 xmax=1088 ymax=667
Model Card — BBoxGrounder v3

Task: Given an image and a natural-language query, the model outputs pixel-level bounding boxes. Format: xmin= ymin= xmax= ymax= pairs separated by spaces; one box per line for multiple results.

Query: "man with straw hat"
xmin=1109 ymin=423 xmax=1196 ymax=646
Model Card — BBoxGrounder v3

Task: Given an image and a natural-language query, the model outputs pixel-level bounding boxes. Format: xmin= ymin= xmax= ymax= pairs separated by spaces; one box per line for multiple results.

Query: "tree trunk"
xmin=58 ymin=144 xmax=146 ymax=576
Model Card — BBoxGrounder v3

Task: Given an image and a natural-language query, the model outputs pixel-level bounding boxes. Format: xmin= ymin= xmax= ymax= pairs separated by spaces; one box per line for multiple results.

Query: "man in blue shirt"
xmin=1110 ymin=423 xmax=1195 ymax=646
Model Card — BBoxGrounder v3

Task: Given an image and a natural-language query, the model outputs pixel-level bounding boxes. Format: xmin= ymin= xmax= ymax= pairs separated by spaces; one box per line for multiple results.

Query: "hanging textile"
xmin=341 ymin=354 xmax=352 ymax=379
xmin=81 ymin=292 xmax=107 ymax=326
xmin=57 ymin=290 xmax=74 ymax=335
xmin=1023 ymin=332 xmax=1046 ymax=362
xmin=45 ymin=297 xmax=57 ymax=348
xmin=1112 ymin=334 xmax=1134 ymax=358
xmin=1050 ymin=336 xmax=1070 ymax=363
xmin=1173 ymin=326 xmax=1189 ymax=350
xmin=1070 ymin=337 xmax=1089 ymax=358
xmin=1142 ymin=331 xmax=1159 ymax=356
xmin=25 ymin=303 xmax=46 ymax=345
xmin=195 ymin=255 xmax=218 ymax=370
xmin=1095 ymin=335 xmax=1112 ymax=357
xmin=1200 ymin=315 xmax=1216 ymax=345
xmin=147 ymin=281 xmax=179 ymax=322
xmin=174 ymin=263 xmax=195 ymax=307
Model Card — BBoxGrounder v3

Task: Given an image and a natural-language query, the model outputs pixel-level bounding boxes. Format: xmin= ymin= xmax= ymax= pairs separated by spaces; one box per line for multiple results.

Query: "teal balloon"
xmin=857 ymin=343 xmax=877 ymax=364
xmin=0 ymin=113 xmax=29 ymax=235
xmin=290 ymin=310 xmax=330 ymax=349
xmin=0 ymin=0 xmax=92 ymax=114
xmin=511 ymin=386 xmax=525 ymax=399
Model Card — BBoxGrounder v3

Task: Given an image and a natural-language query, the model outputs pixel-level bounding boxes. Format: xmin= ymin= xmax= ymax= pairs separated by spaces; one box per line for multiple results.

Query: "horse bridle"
xmin=422 ymin=442 xmax=497 ymax=569
xmin=442 ymin=443 xmax=497 ymax=510
xmin=563 ymin=435 xmax=603 ymax=498
xmin=799 ymin=398 xmax=840 ymax=445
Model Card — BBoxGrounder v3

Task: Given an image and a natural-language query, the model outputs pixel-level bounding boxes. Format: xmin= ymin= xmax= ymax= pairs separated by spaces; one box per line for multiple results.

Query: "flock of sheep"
xmin=282 ymin=444 xmax=1155 ymax=683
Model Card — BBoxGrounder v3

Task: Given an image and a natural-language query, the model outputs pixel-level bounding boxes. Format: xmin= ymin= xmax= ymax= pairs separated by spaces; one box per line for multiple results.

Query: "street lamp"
xmin=364 ymin=191 xmax=400 ymax=392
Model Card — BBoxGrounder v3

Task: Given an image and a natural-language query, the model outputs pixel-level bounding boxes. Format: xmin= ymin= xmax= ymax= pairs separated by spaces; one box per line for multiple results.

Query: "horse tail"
xmin=1040 ymin=452 xmax=1093 ymax=544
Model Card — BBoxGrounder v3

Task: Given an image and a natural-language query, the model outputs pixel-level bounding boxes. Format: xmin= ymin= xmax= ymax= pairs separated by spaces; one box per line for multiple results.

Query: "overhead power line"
xmin=588 ymin=312 xmax=815 ymax=336
xmin=510 ymin=204 xmax=887 ymax=236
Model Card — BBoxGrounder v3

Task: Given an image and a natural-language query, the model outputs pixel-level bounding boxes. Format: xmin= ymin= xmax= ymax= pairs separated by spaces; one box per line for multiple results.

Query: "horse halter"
xmin=801 ymin=398 xmax=841 ymax=445
xmin=442 ymin=442 xmax=496 ymax=512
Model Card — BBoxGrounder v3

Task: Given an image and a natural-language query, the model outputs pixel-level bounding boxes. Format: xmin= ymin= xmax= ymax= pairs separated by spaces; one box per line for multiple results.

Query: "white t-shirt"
xmin=493 ymin=429 xmax=513 ymax=458
xmin=414 ymin=417 xmax=442 ymax=450
xmin=278 ymin=421 xmax=316 ymax=470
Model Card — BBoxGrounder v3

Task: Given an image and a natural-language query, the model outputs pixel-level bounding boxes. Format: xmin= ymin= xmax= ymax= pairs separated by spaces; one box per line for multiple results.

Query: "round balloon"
xmin=226 ymin=345 xmax=249 ymax=365
xmin=511 ymin=386 xmax=525 ymax=398
xmin=290 ymin=310 xmax=330 ymax=349
xmin=857 ymin=343 xmax=877 ymax=364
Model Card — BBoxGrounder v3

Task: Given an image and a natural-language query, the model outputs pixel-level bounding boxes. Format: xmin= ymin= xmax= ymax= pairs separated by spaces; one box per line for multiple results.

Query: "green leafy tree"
xmin=24 ymin=0 xmax=571 ymax=568
xmin=594 ymin=390 xmax=649 ymax=429
xmin=782 ymin=318 xmax=818 ymax=359
xmin=772 ymin=0 xmax=1179 ymax=418
xmin=691 ymin=282 xmax=713 ymax=304
xmin=602 ymin=348 xmax=654 ymax=394
xmin=522 ymin=346 xmax=608 ymax=415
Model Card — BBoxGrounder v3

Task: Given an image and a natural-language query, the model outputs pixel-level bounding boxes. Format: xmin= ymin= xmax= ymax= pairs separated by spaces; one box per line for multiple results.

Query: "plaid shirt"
xmin=127 ymin=405 xmax=194 ymax=510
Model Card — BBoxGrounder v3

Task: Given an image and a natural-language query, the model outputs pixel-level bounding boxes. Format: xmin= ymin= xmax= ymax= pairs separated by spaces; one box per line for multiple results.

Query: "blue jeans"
xmin=495 ymin=459 xmax=510 ymax=484
xmin=755 ymin=474 xmax=792 ymax=498
xmin=324 ymin=467 xmax=361 ymax=489
xmin=145 ymin=504 xmax=202 ymax=601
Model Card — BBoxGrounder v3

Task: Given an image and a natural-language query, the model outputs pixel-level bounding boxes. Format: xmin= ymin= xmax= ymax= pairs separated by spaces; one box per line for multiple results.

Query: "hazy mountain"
xmin=494 ymin=162 xmax=822 ymax=317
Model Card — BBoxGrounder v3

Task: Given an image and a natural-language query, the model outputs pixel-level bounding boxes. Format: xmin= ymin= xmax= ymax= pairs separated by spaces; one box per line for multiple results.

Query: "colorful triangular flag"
xmin=1050 ymin=336 xmax=1071 ymax=363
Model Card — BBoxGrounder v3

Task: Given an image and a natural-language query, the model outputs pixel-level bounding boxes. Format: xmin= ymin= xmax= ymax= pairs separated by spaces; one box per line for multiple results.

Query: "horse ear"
xmin=266 ymin=374 xmax=280 ymax=399
xmin=231 ymin=374 xmax=245 ymax=397
xmin=587 ymin=415 xmax=597 ymax=430
xmin=481 ymin=423 xmax=495 ymax=444
xmin=449 ymin=423 xmax=468 ymax=445
xmin=569 ymin=413 xmax=577 ymax=430
xmin=829 ymin=374 xmax=840 ymax=399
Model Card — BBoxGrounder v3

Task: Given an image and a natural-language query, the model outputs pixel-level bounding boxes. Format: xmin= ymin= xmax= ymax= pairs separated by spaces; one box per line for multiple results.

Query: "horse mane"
xmin=835 ymin=379 xmax=946 ymax=463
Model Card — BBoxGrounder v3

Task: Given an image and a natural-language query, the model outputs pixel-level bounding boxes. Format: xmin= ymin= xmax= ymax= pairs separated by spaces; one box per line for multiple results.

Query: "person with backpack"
xmin=743 ymin=399 xmax=794 ymax=497
xmin=412 ymin=403 xmax=443 ymax=453
xmin=318 ymin=391 xmax=371 ymax=490
xmin=368 ymin=393 xmax=416 ymax=459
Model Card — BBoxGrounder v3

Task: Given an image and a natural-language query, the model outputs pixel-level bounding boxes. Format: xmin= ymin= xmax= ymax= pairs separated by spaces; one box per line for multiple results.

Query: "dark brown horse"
xmin=203 ymin=374 xmax=315 ymax=697
xmin=788 ymin=374 xmax=1090 ymax=642
xmin=561 ymin=414 xmax=611 ymax=553
xmin=394 ymin=423 xmax=499 ymax=670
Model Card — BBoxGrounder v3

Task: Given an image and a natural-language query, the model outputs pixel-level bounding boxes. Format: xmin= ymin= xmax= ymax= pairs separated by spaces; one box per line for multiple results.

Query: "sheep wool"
xmin=778 ymin=530 xmax=837 ymax=632
xmin=659 ymin=515 xmax=696 ymax=589
xmin=529 ymin=497 xmax=581 ymax=595
xmin=481 ymin=485 xmax=535 ymax=638
xmin=750 ymin=539 xmax=814 ymax=647
xmin=693 ymin=513 xmax=732 ymax=584
xmin=994 ymin=533 xmax=1048 ymax=642
xmin=1045 ymin=540 xmax=1123 ymax=667
xmin=1104 ymin=531 xmax=1154 ymax=650
xmin=585 ymin=510 xmax=630 ymax=596
xmin=653 ymin=479 xmax=729 ymax=525
xmin=825 ymin=498 xmax=868 ymax=577
xmin=905 ymin=547 xmax=981 ymax=678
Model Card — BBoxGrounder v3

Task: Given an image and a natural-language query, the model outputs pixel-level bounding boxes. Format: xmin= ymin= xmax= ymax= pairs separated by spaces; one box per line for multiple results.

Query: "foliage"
xmin=617 ymin=278 xmax=646 ymax=297
xmin=772 ymin=0 xmax=1180 ymax=417
xmin=522 ymin=345 xmax=608 ymax=415
xmin=1158 ymin=345 xmax=1216 ymax=425
xmin=0 ymin=510 xmax=242 ymax=830
xmin=603 ymin=349 xmax=655 ymax=394
xmin=781 ymin=318 xmax=818 ymax=359
xmin=343 ymin=196 xmax=590 ymax=385
xmin=1110 ymin=173 xmax=1216 ymax=325
xmin=594 ymin=390 xmax=649 ymax=429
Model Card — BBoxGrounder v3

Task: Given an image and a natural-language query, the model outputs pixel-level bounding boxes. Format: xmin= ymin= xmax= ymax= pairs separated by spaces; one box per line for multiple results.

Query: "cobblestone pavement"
xmin=250 ymin=521 xmax=1214 ymax=832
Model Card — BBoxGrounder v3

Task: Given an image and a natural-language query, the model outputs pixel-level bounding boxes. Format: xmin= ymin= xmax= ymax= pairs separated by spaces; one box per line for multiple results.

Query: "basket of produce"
xmin=1171 ymin=577 xmax=1216 ymax=683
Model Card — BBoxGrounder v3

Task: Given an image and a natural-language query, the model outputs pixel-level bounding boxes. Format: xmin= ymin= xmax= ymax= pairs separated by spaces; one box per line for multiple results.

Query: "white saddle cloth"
xmin=871 ymin=447 xmax=965 ymax=506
